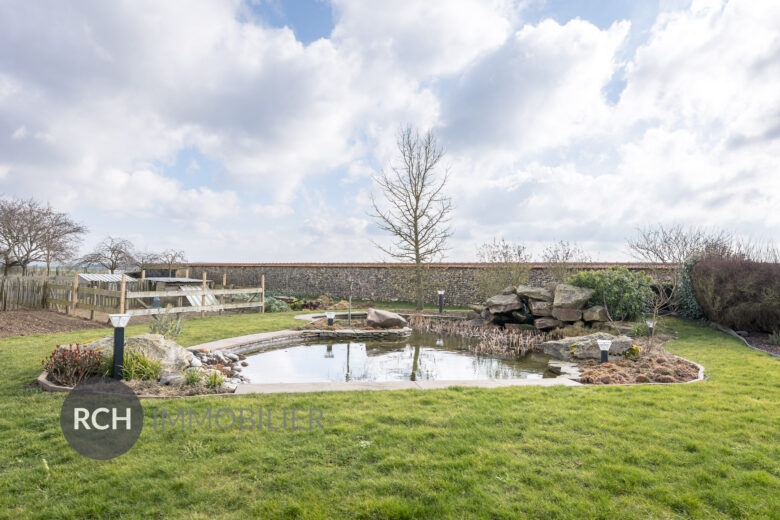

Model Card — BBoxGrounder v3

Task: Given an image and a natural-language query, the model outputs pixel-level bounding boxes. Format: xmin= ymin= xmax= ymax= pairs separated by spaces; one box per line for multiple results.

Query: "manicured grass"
xmin=0 ymin=317 xmax=778 ymax=519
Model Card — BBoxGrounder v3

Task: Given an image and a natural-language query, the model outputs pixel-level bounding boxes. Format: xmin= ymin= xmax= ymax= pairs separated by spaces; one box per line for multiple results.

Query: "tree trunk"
xmin=414 ymin=262 xmax=423 ymax=311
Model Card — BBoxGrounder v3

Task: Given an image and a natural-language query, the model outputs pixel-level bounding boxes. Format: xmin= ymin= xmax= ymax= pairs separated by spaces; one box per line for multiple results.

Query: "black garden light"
xmin=437 ymin=290 xmax=444 ymax=315
xmin=108 ymin=314 xmax=131 ymax=379
xmin=597 ymin=339 xmax=612 ymax=364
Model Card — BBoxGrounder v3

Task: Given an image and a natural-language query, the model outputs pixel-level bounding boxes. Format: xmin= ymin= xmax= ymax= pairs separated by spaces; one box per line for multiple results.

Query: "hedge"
xmin=691 ymin=257 xmax=780 ymax=332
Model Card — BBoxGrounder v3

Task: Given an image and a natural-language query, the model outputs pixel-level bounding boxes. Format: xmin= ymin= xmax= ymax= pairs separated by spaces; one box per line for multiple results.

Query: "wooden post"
xmin=71 ymin=271 xmax=79 ymax=316
xmin=219 ymin=272 xmax=226 ymax=315
xmin=141 ymin=269 xmax=146 ymax=282
xmin=184 ymin=268 xmax=190 ymax=279
xmin=261 ymin=274 xmax=265 ymax=313
xmin=201 ymin=271 xmax=207 ymax=318
xmin=120 ymin=274 xmax=127 ymax=314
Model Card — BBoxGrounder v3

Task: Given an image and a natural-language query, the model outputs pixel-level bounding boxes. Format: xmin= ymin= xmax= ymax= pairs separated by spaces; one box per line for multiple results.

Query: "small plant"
xmin=630 ymin=322 xmax=651 ymax=337
xmin=770 ymin=331 xmax=780 ymax=346
xmin=42 ymin=344 xmax=105 ymax=386
xmin=149 ymin=305 xmax=183 ymax=339
xmin=204 ymin=370 xmax=224 ymax=388
xmin=183 ymin=368 xmax=202 ymax=386
xmin=122 ymin=350 xmax=162 ymax=380
xmin=264 ymin=296 xmax=291 ymax=313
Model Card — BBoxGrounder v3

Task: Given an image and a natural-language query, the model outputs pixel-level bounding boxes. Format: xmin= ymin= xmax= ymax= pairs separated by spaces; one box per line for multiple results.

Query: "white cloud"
xmin=250 ymin=203 xmax=294 ymax=218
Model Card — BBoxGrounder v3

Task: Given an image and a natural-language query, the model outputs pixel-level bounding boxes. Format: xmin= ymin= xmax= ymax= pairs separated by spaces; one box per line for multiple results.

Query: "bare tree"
xmin=541 ymin=240 xmax=591 ymax=282
xmin=627 ymin=224 xmax=732 ymax=343
xmin=0 ymin=197 xmax=86 ymax=275
xmin=159 ymin=249 xmax=187 ymax=277
xmin=80 ymin=236 xmax=136 ymax=274
xmin=371 ymin=126 xmax=452 ymax=311
xmin=40 ymin=209 xmax=87 ymax=276
xmin=134 ymin=251 xmax=162 ymax=273
xmin=475 ymin=237 xmax=531 ymax=298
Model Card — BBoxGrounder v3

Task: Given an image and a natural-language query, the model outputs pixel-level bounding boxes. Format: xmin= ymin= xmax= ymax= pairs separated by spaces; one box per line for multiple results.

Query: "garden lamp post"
xmin=596 ymin=339 xmax=612 ymax=364
xmin=326 ymin=312 xmax=335 ymax=327
xmin=437 ymin=290 xmax=445 ymax=315
xmin=646 ymin=320 xmax=656 ymax=336
xmin=109 ymin=314 xmax=131 ymax=379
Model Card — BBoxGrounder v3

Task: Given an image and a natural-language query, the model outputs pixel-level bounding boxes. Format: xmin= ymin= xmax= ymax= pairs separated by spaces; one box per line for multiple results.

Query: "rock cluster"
xmin=471 ymin=283 xmax=607 ymax=331
xmin=190 ymin=349 xmax=250 ymax=390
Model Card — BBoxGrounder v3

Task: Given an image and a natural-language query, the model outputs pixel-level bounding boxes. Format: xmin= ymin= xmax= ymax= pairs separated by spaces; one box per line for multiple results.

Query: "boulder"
xmin=366 ymin=308 xmax=408 ymax=328
xmin=500 ymin=285 xmax=516 ymax=295
xmin=583 ymin=305 xmax=608 ymax=322
xmin=515 ymin=285 xmax=553 ymax=302
xmin=534 ymin=317 xmax=563 ymax=329
xmin=552 ymin=284 xmax=593 ymax=309
xmin=552 ymin=308 xmax=583 ymax=322
xmin=83 ymin=334 xmax=194 ymax=374
xmin=541 ymin=332 xmax=633 ymax=361
xmin=160 ymin=374 xmax=184 ymax=386
xmin=529 ymin=300 xmax=553 ymax=316
xmin=468 ymin=304 xmax=486 ymax=314
xmin=486 ymin=293 xmax=523 ymax=313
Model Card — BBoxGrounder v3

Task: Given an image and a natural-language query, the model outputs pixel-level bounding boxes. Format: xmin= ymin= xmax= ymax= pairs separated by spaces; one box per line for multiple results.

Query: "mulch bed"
xmin=0 ymin=310 xmax=104 ymax=338
xmin=743 ymin=332 xmax=780 ymax=356
xmin=578 ymin=354 xmax=700 ymax=385
xmin=123 ymin=379 xmax=232 ymax=397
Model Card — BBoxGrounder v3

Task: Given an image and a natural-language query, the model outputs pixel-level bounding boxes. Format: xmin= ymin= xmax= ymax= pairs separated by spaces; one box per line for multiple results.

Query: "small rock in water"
xmin=225 ymin=353 xmax=239 ymax=362
xmin=241 ymin=361 xmax=248 ymax=367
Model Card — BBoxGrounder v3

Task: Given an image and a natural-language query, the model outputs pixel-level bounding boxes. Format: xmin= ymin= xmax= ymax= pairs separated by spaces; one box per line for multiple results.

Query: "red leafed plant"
xmin=41 ymin=344 xmax=106 ymax=387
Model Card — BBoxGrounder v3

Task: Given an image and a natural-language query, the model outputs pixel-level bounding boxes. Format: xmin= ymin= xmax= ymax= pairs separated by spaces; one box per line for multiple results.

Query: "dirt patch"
xmin=0 ymin=310 xmax=104 ymax=338
xmin=743 ymin=332 xmax=780 ymax=356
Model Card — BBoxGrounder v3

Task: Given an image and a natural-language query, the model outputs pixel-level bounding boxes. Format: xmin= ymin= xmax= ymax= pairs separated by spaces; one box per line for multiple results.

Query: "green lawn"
xmin=0 ymin=316 xmax=778 ymax=519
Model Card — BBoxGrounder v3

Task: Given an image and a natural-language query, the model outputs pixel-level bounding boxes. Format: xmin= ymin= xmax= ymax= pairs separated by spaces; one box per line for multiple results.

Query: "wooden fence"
xmin=0 ymin=273 xmax=265 ymax=318
xmin=0 ymin=276 xmax=48 ymax=311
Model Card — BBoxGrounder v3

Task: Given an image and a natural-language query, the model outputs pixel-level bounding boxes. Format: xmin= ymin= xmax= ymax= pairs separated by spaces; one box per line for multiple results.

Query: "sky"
xmin=0 ymin=0 xmax=778 ymax=262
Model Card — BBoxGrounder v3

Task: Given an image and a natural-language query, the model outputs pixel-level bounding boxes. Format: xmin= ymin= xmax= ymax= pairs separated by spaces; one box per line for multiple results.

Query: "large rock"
xmin=366 ymin=308 xmax=408 ymax=329
xmin=552 ymin=308 xmax=583 ymax=322
xmin=486 ymin=293 xmax=523 ymax=313
xmin=500 ymin=285 xmax=516 ymax=295
xmin=583 ymin=306 xmax=608 ymax=322
xmin=529 ymin=300 xmax=553 ymax=316
xmin=83 ymin=334 xmax=194 ymax=374
xmin=516 ymin=285 xmax=553 ymax=302
xmin=534 ymin=317 xmax=563 ymax=329
xmin=541 ymin=333 xmax=633 ymax=360
xmin=552 ymin=284 xmax=593 ymax=309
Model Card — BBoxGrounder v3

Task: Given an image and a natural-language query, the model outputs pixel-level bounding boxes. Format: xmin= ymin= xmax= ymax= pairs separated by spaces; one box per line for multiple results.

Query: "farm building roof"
xmin=78 ymin=273 xmax=136 ymax=283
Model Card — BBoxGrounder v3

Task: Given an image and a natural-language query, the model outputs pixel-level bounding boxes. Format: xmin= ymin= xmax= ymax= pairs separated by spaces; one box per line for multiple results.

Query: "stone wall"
xmin=149 ymin=263 xmax=667 ymax=307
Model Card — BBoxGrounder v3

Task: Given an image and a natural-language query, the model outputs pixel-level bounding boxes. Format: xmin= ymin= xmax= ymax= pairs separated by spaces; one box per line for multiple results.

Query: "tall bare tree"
xmin=159 ymin=249 xmax=187 ymax=277
xmin=80 ymin=236 xmax=136 ymax=274
xmin=371 ymin=126 xmax=452 ymax=310
xmin=0 ymin=197 xmax=86 ymax=275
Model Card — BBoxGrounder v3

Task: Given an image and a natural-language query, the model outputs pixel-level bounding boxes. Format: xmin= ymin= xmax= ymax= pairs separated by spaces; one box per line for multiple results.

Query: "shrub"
xmin=122 ymin=350 xmax=162 ymax=380
xmin=568 ymin=267 xmax=653 ymax=321
xmin=183 ymin=368 xmax=202 ymax=386
xmin=770 ymin=331 xmax=780 ymax=346
xmin=475 ymin=238 xmax=531 ymax=298
xmin=204 ymin=370 xmax=224 ymax=388
xmin=148 ymin=305 xmax=182 ymax=339
xmin=691 ymin=256 xmax=780 ymax=332
xmin=264 ymin=296 xmax=291 ymax=313
xmin=41 ymin=344 xmax=106 ymax=386
xmin=677 ymin=258 xmax=704 ymax=319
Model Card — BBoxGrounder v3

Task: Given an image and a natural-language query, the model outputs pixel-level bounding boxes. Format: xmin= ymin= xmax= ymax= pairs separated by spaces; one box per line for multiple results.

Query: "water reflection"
xmin=241 ymin=332 xmax=553 ymax=384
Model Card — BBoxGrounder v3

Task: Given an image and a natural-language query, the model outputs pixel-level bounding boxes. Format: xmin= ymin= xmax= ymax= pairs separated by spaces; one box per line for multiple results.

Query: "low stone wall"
xmin=149 ymin=262 xmax=666 ymax=306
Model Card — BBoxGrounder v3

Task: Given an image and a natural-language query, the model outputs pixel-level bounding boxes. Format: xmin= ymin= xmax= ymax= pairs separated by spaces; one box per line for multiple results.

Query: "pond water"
xmin=241 ymin=332 xmax=554 ymax=384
